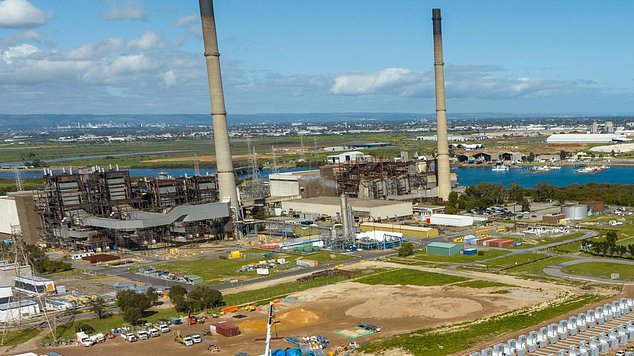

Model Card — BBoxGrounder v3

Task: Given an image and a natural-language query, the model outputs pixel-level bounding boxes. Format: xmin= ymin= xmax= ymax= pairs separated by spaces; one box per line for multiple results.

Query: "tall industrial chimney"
xmin=199 ymin=0 xmax=240 ymax=214
xmin=432 ymin=8 xmax=451 ymax=201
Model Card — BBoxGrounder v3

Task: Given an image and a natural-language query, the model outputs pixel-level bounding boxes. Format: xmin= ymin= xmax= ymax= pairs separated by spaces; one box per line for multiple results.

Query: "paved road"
xmin=544 ymin=257 xmax=634 ymax=285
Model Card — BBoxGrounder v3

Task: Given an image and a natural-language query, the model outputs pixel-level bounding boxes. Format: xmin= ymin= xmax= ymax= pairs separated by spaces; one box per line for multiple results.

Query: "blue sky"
xmin=0 ymin=0 xmax=633 ymax=115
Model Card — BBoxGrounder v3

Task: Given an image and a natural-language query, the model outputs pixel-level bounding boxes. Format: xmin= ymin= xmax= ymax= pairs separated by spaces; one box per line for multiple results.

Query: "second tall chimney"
xmin=432 ymin=8 xmax=451 ymax=201
xmin=199 ymin=0 xmax=240 ymax=215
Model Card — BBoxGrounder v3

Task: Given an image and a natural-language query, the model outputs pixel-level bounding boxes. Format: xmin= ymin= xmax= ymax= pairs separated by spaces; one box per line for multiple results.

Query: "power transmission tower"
xmin=13 ymin=167 xmax=23 ymax=191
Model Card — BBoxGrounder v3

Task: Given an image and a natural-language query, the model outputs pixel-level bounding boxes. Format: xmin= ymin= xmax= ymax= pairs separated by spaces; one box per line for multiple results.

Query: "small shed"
xmin=185 ymin=275 xmax=204 ymax=285
xmin=426 ymin=242 xmax=462 ymax=256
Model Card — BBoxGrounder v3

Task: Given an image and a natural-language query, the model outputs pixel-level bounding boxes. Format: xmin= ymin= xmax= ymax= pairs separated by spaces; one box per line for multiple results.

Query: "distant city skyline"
xmin=1 ymin=0 xmax=633 ymax=115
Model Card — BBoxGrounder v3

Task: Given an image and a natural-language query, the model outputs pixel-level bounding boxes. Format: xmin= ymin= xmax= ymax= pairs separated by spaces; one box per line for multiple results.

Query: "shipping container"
xmin=296 ymin=259 xmax=319 ymax=268
xmin=214 ymin=322 xmax=240 ymax=337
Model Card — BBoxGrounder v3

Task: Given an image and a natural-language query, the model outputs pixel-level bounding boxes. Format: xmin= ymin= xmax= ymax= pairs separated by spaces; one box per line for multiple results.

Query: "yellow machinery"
xmin=228 ymin=250 xmax=243 ymax=259
xmin=452 ymin=237 xmax=463 ymax=243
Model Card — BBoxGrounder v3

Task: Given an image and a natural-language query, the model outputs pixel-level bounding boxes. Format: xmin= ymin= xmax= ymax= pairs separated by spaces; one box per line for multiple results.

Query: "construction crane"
xmin=263 ymin=302 xmax=274 ymax=356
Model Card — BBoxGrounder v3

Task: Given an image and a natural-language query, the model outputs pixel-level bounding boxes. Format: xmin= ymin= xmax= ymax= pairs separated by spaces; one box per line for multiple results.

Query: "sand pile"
xmin=238 ymin=319 xmax=268 ymax=332
xmin=346 ymin=296 xmax=483 ymax=320
xmin=277 ymin=308 xmax=320 ymax=325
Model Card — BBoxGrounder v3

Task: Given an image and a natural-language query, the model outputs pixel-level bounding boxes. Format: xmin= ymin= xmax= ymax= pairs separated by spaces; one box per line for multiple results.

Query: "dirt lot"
xmin=34 ymin=269 xmax=571 ymax=356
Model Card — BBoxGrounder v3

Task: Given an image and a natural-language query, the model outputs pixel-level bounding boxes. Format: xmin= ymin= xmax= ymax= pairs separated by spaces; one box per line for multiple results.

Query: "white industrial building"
xmin=14 ymin=276 xmax=55 ymax=295
xmin=325 ymin=151 xmax=369 ymax=164
xmin=269 ymin=170 xmax=321 ymax=198
xmin=0 ymin=300 xmax=40 ymax=322
xmin=0 ymin=196 xmax=20 ymax=235
xmin=546 ymin=133 xmax=629 ymax=144
xmin=281 ymin=196 xmax=412 ymax=220
xmin=425 ymin=213 xmax=486 ymax=227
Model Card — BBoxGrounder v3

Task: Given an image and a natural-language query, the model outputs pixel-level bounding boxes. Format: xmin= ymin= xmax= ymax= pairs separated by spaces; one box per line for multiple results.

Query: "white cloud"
xmin=65 ymin=38 xmax=125 ymax=60
xmin=103 ymin=0 xmax=145 ymax=21
xmin=174 ymin=14 xmax=197 ymax=27
xmin=0 ymin=0 xmax=46 ymax=28
xmin=331 ymin=66 xmax=599 ymax=99
xmin=127 ymin=31 xmax=162 ymax=50
xmin=1 ymin=43 xmax=38 ymax=64
xmin=331 ymin=68 xmax=424 ymax=95
xmin=82 ymin=54 xmax=154 ymax=82
xmin=160 ymin=70 xmax=177 ymax=86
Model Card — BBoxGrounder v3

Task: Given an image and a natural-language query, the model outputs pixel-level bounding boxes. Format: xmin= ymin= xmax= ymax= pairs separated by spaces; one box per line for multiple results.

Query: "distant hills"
xmin=0 ymin=112 xmax=628 ymax=130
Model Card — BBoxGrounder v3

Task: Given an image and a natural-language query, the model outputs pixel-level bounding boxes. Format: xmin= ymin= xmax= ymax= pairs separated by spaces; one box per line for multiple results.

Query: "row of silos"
xmin=470 ymin=298 xmax=634 ymax=356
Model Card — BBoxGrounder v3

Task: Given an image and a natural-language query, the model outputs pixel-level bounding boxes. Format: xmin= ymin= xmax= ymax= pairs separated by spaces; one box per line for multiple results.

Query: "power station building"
xmin=33 ymin=168 xmax=231 ymax=249
xmin=280 ymin=196 xmax=412 ymax=221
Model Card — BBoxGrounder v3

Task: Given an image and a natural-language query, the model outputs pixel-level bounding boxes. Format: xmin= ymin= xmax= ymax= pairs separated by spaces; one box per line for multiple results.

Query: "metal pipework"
xmin=432 ymin=8 xmax=451 ymax=201
xmin=199 ymin=0 xmax=240 ymax=214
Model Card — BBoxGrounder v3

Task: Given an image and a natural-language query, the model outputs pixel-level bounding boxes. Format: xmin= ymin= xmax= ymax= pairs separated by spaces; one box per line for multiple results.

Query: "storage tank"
xmin=562 ymin=204 xmax=589 ymax=220
xmin=426 ymin=213 xmax=474 ymax=227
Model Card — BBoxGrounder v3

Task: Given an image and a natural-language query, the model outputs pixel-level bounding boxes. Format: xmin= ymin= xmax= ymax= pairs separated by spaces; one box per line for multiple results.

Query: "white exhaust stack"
xmin=432 ymin=8 xmax=451 ymax=201
xmin=198 ymin=0 xmax=240 ymax=214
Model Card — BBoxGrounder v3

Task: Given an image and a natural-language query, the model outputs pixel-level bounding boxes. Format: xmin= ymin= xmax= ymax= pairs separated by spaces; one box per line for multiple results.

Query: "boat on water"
xmin=576 ymin=165 xmax=610 ymax=174
xmin=530 ymin=165 xmax=560 ymax=173
xmin=491 ymin=165 xmax=510 ymax=172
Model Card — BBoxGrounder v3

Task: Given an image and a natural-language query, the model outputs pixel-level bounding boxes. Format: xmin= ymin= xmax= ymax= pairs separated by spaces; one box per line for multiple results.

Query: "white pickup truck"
xmin=76 ymin=332 xmax=94 ymax=347
xmin=159 ymin=324 xmax=170 ymax=333
xmin=122 ymin=333 xmax=138 ymax=342
xmin=137 ymin=330 xmax=149 ymax=340
xmin=148 ymin=328 xmax=160 ymax=337
xmin=191 ymin=334 xmax=202 ymax=344
xmin=182 ymin=336 xmax=194 ymax=346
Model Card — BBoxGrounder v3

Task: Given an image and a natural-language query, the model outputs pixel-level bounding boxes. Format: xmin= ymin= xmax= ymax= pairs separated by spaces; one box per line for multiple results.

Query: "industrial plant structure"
xmin=432 ymin=8 xmax=452 ymax=201
xmin=34 ymin=168 xmax=230 ymax=249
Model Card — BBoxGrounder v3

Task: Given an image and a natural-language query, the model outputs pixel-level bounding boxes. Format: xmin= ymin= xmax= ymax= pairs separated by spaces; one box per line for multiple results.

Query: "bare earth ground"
xmin=31 ymin=261 xmax=579 ymax=356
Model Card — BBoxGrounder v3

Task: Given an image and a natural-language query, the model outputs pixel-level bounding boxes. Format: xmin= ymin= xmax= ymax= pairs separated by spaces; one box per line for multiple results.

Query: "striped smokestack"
xmin=199 ymin=0 xmax=240 ymax=214
xmin=432 ymin=8 xmax=451 ymax=201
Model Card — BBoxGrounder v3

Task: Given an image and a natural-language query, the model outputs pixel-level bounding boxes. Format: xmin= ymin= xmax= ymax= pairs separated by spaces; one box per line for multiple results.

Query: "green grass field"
xmin=456 ymin=280 xmax=512 ymax=289
xmin=506 ymin=256 xmax=575 ymax=276
xmin=0 ymin=328 xmax=40 ymax=346
xmin=360 ymin=294 xmax=604 ymax=355
xmin=153 ymin=251 xmax=351 ymax=284
xmin=476 ymin=253 xmax=549 ymax=270
xmin=356 ymin=268 xmax=468 ymax=286
xmin=562 ymin=262 xmax=634 ymax=281
xmin=412 ymin=249 xmax=509 ymax=263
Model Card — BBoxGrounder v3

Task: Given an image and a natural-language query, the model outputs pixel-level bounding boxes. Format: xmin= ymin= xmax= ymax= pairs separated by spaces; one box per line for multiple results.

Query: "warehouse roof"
xmin=285 ymin=196 xmax=407 ymax=208
xmin=427 ymin=242 xmax=459 ymax=248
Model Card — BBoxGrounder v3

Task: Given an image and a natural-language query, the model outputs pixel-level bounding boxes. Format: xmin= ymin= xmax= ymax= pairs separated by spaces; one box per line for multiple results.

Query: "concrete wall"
xmin=269 ymin=177 xmax=300 ymax=197
xmin=13 ymin=192 xmax=40 ymax=244
xmin=0 ymin=197 xmax=19 ymax=235
xmin=368 ymin=202 xmax=413 ymax=220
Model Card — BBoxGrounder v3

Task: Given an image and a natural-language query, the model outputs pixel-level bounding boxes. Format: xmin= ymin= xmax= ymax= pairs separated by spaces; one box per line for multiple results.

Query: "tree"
xmin=526 ymin=152 xmax=536 ymax=162
xmin=146 ymin=287 xmax=159 ymax=305
xmin=123 ymin=307 xmax=143 ymax=324
xmin=533 ymin=182 xmax=555 ymax=202
xmin=628 ymin=244 xmax=634 ymax=257
xmin=445 ymin=192 xmax=460 ymax=214
xmin=116 ymin=290 xmax=152 ymax=323
xmin=520 ymin=199 xmax=530 ymax=212
xmin=398 ymin=242 xmax=415 ymax=257
xmin=89 ymin=296 xmax=109 ymax=319
xmin=169 ymin=285 xmax=187 ymax=306
xmin=606 ymin=231 xmax=618 ymax=245
xmin=559 ymin=150 xmax=568 ymax=161
xmin=75 ymin=322 xmax=95 ymax=334
xmin=187 ymin=286 xmax=223 ymax=311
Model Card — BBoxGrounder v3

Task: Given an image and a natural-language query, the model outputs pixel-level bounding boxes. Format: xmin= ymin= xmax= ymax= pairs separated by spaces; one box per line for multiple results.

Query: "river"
xmin=2 ymin=165 xmax=633 ymax=188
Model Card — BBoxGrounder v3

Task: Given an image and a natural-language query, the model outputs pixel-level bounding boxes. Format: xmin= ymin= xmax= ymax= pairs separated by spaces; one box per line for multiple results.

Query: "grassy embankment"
xmin=562 ymin=262 xmax=634 ymax=282
xmin=361 ymin=294 xmax=604 ymax=355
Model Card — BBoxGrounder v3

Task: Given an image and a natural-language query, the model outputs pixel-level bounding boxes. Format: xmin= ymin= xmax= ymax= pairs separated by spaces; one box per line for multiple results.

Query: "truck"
xmin=174 ymin=330 xmax=194 ymax=346
xmin=159 ymin=324 xmax=170 ymax=333
xmin=76 ymin=332 xmax=94 ymax=347
xmin=90 ymin=333 xmax=106 ymax=344
xmin=122 ymin=333 xmax=138 ymax=342
xmin=148 ymin=328 xmax=160 ymax=337
xmin=191 ymin=334 xmax=202 ymax=344
xmin=137 ymin=330 xmax=149 ymax=340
